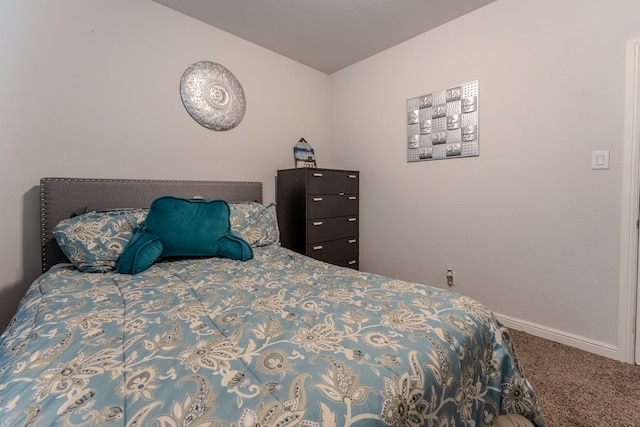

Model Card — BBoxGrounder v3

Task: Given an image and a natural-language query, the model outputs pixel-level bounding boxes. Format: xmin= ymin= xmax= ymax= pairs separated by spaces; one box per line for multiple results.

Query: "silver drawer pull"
xmin=313 ymin=173 xmax=323 ymax=177
xmin=348 ymin=196 xmax=357 ymax=200
xmin=348 ymin=175 xmax=357 ymax=179
xmin=312 ymin=197 xmax=323 ymax=202
xmin=348 ymin=218 xmax=357 ymax=222
xmin=312 ymin=221 xmax=323 ymax=226
xmin=348 ymin=260 xmax=357 ymax=265
xmin=312 ymin=245 xmax=323 ymax=251
xmin=348 ymin=239 xmax=357 ymax=244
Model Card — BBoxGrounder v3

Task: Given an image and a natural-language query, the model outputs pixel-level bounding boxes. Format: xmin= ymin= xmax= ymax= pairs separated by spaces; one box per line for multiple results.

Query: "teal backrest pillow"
xmin=149 ymin=196 xmax=227 ymax=257
xmin=117 ymin=197 xmax=252 ymax=274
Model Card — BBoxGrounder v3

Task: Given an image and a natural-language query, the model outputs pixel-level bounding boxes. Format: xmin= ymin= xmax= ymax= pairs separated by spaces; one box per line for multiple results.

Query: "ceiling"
xmin=152 ymin=0 xmax=497 ymax=74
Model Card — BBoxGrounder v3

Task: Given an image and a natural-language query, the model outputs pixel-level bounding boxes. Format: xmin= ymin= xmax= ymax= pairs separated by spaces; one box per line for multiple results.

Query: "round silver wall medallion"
xmin=179 ymin=61 xmax=246 ymax=131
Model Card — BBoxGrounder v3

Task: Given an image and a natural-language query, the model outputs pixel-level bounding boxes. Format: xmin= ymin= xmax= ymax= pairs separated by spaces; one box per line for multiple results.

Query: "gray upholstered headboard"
xmin=40 ymin=177 xmax=263 ymax=272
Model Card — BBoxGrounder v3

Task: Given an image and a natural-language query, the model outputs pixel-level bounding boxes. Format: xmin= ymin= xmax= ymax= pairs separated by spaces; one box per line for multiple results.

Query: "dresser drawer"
xmin=307 ymin=237 xmax=359 ymax=263
xmin=307 ymin=194 xmax=358 ymax=219
xmin=307 ymin=216 xmax=358 ymax=243
xmin=308 ymin=170 xmax=358 ymax=194
xmin=333 ymin=258 xmax=359 ymax=270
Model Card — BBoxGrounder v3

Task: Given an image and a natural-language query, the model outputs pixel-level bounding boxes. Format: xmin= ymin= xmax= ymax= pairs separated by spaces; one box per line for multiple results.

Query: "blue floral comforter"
xmin=0 ymin=246 xmax=545 ymax=426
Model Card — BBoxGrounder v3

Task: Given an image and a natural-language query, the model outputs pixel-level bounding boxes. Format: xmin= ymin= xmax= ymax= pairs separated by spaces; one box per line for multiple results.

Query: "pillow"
xmin=229 ymin=202 xmax=280 ymax=247
xmin=53 ymin=209 xmax=147 ymax=272
xmin=117 ymin=197 xmax=252 ymax=274
xmin=115 ymin=228 xmax=162 ymax=275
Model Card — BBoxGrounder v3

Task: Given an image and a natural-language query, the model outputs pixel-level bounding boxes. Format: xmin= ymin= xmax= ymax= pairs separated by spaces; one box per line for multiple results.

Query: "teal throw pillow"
xmin=117 ymin=197 xmax=253 ymax=274
xmin=146 ymin=197 xmax=250 ymax=258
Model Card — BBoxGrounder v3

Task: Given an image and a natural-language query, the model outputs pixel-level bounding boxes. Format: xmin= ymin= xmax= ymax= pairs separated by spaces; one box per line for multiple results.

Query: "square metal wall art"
xmin=407 ymin=80 xmax=478 ymax=162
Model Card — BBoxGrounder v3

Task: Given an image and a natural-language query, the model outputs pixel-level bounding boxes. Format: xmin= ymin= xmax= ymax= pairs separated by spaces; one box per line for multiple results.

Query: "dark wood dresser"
xmin=276 ymin=168 xmax=359 ymax=269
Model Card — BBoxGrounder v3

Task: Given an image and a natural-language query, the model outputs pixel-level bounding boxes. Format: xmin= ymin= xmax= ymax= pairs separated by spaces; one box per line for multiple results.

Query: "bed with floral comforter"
xmin=0 ymin=243 xmax=544 ymax=427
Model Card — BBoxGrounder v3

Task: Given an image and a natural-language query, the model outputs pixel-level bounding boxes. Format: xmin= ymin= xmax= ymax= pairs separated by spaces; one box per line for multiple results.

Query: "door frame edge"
xmin=619 ymin=37 xmax=640 ymax=363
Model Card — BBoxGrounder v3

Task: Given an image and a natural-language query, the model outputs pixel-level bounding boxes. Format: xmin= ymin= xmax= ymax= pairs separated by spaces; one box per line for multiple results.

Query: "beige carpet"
xmin=508 ymin=329 xmax=640 ymax=427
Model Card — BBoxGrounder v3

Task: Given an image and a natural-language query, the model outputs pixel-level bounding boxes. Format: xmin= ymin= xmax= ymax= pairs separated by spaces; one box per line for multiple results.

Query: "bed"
xmin=0 ymin=177 xmax=545 ymax=427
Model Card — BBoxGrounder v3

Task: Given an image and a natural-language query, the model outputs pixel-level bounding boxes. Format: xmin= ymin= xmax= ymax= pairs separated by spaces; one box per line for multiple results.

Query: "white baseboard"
xmin=494 ymin=312 xmax=622 ymax=361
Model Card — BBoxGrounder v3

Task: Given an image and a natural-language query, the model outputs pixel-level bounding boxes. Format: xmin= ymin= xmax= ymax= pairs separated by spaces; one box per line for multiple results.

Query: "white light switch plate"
xmin=591 ymin=150 xmax=610 ymax=170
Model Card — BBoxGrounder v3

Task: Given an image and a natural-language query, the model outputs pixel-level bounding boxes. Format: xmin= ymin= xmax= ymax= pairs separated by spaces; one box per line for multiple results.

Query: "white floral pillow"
xmin=229 ymin=202 xmax=280 ymax=247
xmin=53 ymin=209 xmax=147 ymax=272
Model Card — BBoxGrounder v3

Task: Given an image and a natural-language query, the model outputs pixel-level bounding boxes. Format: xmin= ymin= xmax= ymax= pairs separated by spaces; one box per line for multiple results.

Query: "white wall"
xmin=330 ymin=0 xmax=640 ymax=359
xmin=0 ymin=0 xmax=331 ymax=330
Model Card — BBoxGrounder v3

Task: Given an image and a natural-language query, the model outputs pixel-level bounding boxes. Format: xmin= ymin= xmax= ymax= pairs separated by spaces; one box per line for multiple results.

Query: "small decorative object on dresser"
xmin=277 ymin=168 xmax=359 ymax=269
xmin=293 ymin=137 xmax=317 ymax=168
